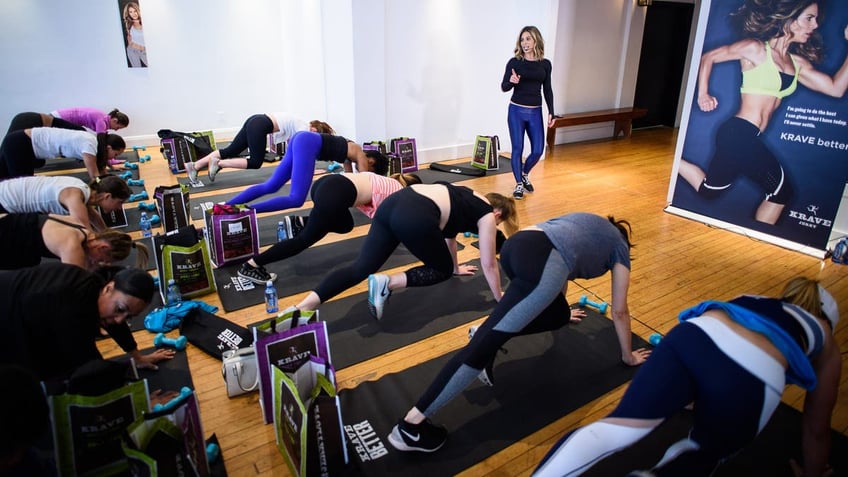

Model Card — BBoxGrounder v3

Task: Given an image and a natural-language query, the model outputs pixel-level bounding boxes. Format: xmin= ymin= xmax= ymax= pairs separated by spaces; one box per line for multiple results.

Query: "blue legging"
xmin=226 ymin=131 xmax=321 ymax=213
xmin=219 ymin=114 xmax=274 ymax=169
xmin=507 ymin=103 xmax=545 ymax=183
xmin=417 ymin=230 xmax=572 ymax=416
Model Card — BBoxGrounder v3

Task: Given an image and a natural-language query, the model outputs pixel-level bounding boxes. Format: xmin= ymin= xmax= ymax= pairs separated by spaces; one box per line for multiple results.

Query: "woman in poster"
xmin=123 ymin=2 xmax=147 ymax=68
xmin=677 ymin=1 xmax=848 ymax=225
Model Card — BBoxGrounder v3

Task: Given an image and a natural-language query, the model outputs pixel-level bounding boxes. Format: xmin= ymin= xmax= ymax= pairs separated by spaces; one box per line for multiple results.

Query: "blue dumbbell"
xmin=463 ymin=232 xmax=479 ymax=238
xmin=578 ymin=295 xmax=609 ymax=314
xmin=327 ymin=161 xmax=344 ymax=173
xmin=124 ymin=162 xmax=139 ymax=170
xmin=206 ymin=443 xmax=220 ymax=463
xmin=154 ymin=333 xmax=187 ymax=350
xmin=128 ymin=191 xmax=148 ymax=202
xmin=138 ymin=154 xmax=151 ymax=163
xmin=649 ymin=333 xmax=663 ymax=346
xmin=118 ymin=171 xmax=133 ymax=180
xmin=149 ymin=214 xmax=161 ymax=226
xmin=127 ymin=178 xmax=144 ymax=186
xmin=137 ymin=201 xmax=156 ymax=212
xmin=152 ymin=276 xmax=160 ymax=287
xmin=132 ymin=145 xmax=147 ymax=151
xmin=152 ymin=386 xmax=192 ymax=412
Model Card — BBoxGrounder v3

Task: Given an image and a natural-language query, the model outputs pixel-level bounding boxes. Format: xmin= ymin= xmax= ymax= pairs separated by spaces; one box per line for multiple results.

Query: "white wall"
xmin=0 ymin=0 xmax=649 ymax=163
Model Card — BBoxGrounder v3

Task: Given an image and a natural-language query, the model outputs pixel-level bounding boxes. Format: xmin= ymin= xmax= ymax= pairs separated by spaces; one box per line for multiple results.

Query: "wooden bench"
xmin=546 ymin=107 xmax=648 ymax=150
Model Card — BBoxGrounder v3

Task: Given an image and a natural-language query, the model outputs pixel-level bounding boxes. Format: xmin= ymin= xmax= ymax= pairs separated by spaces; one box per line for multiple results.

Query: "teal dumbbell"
xmin=138 ymin=154 xmax=151 ymax=163
xmin=127 ymin=178 xmax=144 ymax=186
xmin=124 ymin=162 xmax=139 ymax=170
xmin=578 ymin=295 xmax=609 ymax=314
xmin=154 ymin=333 xmax=187 ymax=350
xmin=149 ymin=214 xmax=161 ymax=226
xmin=118 ymin=171 xmax=133 ymax=180
xmin=649 ymin=333 xmax=663 ymax=346
xmin=132 ymin=145 xmax=147 ymax=151
xmin=137 ymin=201 xmax=156 ymax=212
xmin=152 ymin=387 xmax=192 ymax=412
xmin=463 ymin=232 xmax=479 ymax=238
xmin=128 ymin=191 xmax=148 ymax=202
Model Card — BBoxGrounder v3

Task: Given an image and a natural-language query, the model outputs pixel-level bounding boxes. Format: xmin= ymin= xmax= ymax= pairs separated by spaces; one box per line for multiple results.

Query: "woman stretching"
xmin=0 ymin=175 xmax=131 ymax=232
xmin=532 ymin=276 xmax=840 ymax=477
xmin=0 ymin=213 xmax=147 ymax=271
xmin=238 ymin=171 xmax=422 ymax=284
xmin=50 ymin=107 xmax=130 ymax=133
xmin=225 ymin=131 xmax=386 ymax=213
xmin=0 ymin=128 xmax=125 ymax=181
xmin=188 ymin=114 xmax=333 ymax=180
xmin=389 ymin=213 xmax=647 ymax=453
xmin=296 ymin=182 xmax=518 ymax=320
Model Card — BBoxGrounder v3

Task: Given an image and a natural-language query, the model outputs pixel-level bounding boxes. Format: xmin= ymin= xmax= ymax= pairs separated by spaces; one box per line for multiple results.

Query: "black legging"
xmin=0 ymin=131 xmax=38 ymax=179
xmin=254 ymin=175 xmax=357 ymax=267
xmin=7 ymin=112 xmax=84 ymax=134
xmin=218 ymin=114 xmax=274 ymax=169
xmin=312 ymin=188 xmax=454 ymax=302
xmin=415 ymin=230 xmax=571 ymax=416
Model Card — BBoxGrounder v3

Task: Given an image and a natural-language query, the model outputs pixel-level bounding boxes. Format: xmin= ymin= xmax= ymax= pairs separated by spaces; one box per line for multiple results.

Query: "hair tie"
xmin=95 ymin=176 xmax=101 ymax=184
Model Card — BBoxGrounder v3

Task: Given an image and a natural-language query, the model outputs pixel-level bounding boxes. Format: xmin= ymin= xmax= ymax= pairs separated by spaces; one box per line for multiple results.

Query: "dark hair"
xmin=731 ymin=0 xmax=823 ymax=63
xmin=90 ymin=175 xmax=131 ymax=200
xmin=95 ymin=133 xmax=126 ymax=170
xmin=364 ymin=150 xmax=389 ymax=176
xmin=608 ymin=215 xmax=635 ymax=257
xmin=108 ymin=109 xmax=129 ymax=127
xmin=97 ymin=267 xmax=155 ymax=303
xmin=89 ymin=230 xmax=149 ymax=268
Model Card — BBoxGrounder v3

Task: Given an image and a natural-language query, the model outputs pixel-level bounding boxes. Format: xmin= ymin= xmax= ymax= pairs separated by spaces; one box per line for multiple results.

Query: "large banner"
xmin=666 ymin=0 xmax=848 ymax=257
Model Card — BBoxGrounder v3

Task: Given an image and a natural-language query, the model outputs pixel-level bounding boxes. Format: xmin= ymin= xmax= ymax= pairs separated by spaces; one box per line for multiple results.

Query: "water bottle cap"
xmin=278 ymin=221 xmax=284 ymax=226
xmin=266 ymin=280 xmax=273 ymax=287
xmin=168 ymin=279 xmax=175 ymax=285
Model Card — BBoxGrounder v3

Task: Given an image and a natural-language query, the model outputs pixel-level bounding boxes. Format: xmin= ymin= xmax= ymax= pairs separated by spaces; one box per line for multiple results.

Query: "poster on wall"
xmin=118 ymin=0 xmax=147 ymax=68
xmin=666 ymin=0 xmax=848 ymax=257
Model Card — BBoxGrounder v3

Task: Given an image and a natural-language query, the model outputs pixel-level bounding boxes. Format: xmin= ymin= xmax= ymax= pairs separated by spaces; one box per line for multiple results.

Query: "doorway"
xmin=633 ymin=1 xmax=694 ymax=129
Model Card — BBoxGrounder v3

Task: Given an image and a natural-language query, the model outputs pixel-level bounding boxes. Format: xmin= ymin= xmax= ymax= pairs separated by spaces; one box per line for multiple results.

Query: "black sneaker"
xmin=522 ymin=173 xmax=534 ymax=192
xmin=290 ymin=215 xmax=306 ymax=238
xmin=237 ymin=262 xmax=277 ymax=285
xmin=513 ymin=183 xmax=525 ymax=200
xmin=388 ymin=419 xmax=447 ymax=452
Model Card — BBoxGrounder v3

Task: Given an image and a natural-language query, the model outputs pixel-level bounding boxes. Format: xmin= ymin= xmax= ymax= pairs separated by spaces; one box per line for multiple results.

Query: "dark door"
xmin=633 ymin=1 xmax=694 ymax=128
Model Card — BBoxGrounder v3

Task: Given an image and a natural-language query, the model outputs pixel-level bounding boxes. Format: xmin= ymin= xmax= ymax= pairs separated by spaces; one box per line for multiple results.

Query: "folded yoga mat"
xmin=415 ymin=156 xmax=512 ymax=184
xmin=213 ymin=234 xmax=440 ymax=312
xmin=318 ymin=265 xmax=499 ymax=369
xmin=338 ymin=308 xmax=647 ymax=476
xmin=582 ymin=404 xmax=848 ymax=476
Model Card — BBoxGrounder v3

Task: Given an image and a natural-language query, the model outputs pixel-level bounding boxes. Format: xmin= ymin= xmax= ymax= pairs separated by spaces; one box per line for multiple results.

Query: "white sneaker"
xmin=208 ymin=156 xmax=221 ymax=182
xmin=186 ymin=162 xmax=198 ymax=182
xmin=367 ymin=274 xmax=391 ymax=320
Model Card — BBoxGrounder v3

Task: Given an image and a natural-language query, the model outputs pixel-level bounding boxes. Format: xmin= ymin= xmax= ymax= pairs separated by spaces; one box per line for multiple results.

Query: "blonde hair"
xmin=390 ymin=173 xmax=422 ymax=187
xmin=514 ymin=26 xmax=545 ymax=60
xmin=485 ymin=192 xmax=519 ymax=236
xmin=781 ymin=276 xmax=823 ymax=319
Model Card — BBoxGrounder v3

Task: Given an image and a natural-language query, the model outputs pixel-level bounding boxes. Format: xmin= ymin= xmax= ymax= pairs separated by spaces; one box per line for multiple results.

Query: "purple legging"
xmin=226 ymin=131 xmax=321 ymax=213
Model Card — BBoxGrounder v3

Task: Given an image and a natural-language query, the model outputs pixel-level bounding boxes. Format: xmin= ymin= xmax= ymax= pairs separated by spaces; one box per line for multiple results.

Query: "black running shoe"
xmin=237 ymin=262 xmax=277 ymax=285
xmin=513 ymin=183 xmax=525 ymax=200
xmin=388 ymin=418 xmax=448 ymax=452
xmin=522 ymin=173 xmax=535 ymax=192
xmin=290 ymin=215 xmax=306 ymax=238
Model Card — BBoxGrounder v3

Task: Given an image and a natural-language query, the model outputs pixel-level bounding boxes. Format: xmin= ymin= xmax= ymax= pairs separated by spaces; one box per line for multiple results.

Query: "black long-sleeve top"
xmin=501 ymin=57 xmax=555 ymax=115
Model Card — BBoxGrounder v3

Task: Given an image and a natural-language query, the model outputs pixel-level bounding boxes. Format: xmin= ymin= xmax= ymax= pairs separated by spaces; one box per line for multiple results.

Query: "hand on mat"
xmin=569 ymin=308 xmax=586 ymax=323
xmin=136 ymin=348 xmax=177 ymax=370
xmin=790 ymin=459 xmax=834 ymax=477
xmin=454 ymin=263 xmax=478 ymax=276
xmin=149 ymin=389 xmax=180 ymax=409
xmin=623 ymin=348 xmax=651 ymax=366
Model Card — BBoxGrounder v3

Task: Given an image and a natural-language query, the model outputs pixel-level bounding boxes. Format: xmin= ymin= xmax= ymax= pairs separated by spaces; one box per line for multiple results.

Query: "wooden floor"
xmin=96 ymin=127 xmax=848 ymax=476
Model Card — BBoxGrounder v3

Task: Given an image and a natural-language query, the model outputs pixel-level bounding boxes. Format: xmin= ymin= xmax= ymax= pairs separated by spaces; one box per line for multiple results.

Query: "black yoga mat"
xmin=189 ymin=186 xmax=310 ymax=220
xmin=320 ymin=265 xmax=499 ymax=369
xmin=215 ymin=140 xmax=280 ymax=162
xmin=35 ymin=150 xmax=141 ymax=173
xmin=136 ymin=347 xmax=194 ymax=393
xmin=213 ymin=235 xmax=429 ymax=312
xmin=179 ymin=164 xmax=278 ymax=191
xmin=582 ymin=404 xmax=848 ymax=476
xmin=67 ymin=166 xmax=141 ymax=182
xmin=338 ymin=309 xmax=647 ymax=476
xmin=255 ymin=209 xmax=370 ymax=247
xmin=113 ymin=236 xmax=156 ymax=271
xmin=415 ymin=156 xmax=512 ymax=184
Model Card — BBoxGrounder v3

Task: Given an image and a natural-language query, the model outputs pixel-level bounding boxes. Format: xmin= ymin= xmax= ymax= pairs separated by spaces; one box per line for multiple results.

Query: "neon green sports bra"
xmin=740 ymin=42 xmax=798 ymax=98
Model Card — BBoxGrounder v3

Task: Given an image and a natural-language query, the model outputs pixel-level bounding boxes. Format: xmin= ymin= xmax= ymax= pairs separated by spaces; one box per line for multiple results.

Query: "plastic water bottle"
xmin=140 ymin=211 xmax=152 ymax=238
xmin=265 ymin=280 xmax=278 ymax=314
xmin=167 ymin=279 xmax=182 ymax=305
xmin=277 ymin=221 xmax=287 ymax=242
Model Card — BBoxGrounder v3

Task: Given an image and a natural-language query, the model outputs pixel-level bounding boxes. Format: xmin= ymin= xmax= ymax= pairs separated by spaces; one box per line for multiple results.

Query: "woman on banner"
xmin=0 ymin=213 xmax=147 ymax=271
xmin=237 ymin=170 xmax=422 ymax=284
xmin=0 ymin=127 xmax=126 ymax=181
xmin=501 ymin=25 xmax=555 ymax=200
xmin=532 ymin=276 xmax=840 ymax=477
xmin=124 ymin=2 xmax=147 ymax=68
xmin=0 ymin=175 xmax=131 ymax=232
xmin=295 ymin=183 xmax=518 ymax=321
xmin=0 ymin=263 xmax=173 ymax=382
xmin=677 ymin=1 xmax=848 ymax=225
xmin=387 ymin=213 xmax=647 ymax=453
xmin=187 ymin=115 xmax=333 ymax=180
xmin=224 ymin=131 xmax=387 ymax=213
